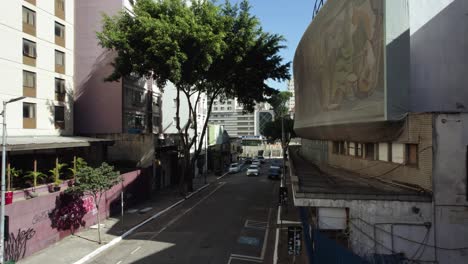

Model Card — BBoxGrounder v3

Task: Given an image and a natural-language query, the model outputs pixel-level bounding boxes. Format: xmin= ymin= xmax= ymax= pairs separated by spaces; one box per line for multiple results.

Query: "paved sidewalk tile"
xmin=18 ymin=173 xmax=220 ymax=264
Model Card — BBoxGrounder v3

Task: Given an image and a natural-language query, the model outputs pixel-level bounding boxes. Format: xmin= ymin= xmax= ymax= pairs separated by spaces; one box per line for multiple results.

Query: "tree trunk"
xmin=95 ymin=195 xmax=102 ymax=244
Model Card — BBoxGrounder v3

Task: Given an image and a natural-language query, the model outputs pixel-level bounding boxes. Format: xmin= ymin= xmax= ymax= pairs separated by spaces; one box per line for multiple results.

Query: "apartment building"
xmin=74 ymin=0 xmax=162 ymax=171
xmin=209 ymin=97 xmax=273 ymax=137
xmin=0 ymin=0 xmax=110 ymax=176
xmin=292 ymin=1 xmax=468 ymax=263
xmin=159 ymin=83 xmax=208 ymax=187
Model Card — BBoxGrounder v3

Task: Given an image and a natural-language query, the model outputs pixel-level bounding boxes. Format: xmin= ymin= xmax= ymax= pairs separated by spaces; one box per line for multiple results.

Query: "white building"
xmin=209 ymin=98 xmax=273 ymax=137
xmin=0 ymin=0 xmax=74 ymax=136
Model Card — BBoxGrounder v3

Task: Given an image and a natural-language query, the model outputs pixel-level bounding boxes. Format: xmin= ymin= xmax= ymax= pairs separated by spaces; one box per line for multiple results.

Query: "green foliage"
xmin=25 ymin=171 xmax=47 ymax=188
xmin=263 ymin=117 xmax=296 ymax=148
xmin=7 ymin=167 xmax=22 ymax=178
xmin=268 ymin=91 xmax=292 ymax=119
xmin=69 ymin=157 xmax=88 ymax=176
xmin=49 ymin=162 xmax=67 ymax=186
xmin=97 ymin=0 xmax=290 ymax=110
xmin=70 ymin=163 xmax=121 ymax=199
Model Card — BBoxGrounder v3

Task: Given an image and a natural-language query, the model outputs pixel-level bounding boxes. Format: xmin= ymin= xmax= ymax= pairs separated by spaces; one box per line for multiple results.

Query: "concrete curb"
xmin=73 ymin=174 xmax=226 ymax=264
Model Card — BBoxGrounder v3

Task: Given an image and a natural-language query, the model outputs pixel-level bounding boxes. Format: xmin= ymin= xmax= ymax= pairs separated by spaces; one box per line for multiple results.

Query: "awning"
xmin=4 ymin=136 xmax=114 ymax=151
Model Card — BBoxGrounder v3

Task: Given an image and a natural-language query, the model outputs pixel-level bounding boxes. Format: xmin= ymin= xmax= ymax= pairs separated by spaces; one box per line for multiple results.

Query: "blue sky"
xmin=230 ymin=0 xmax=318 ymax=90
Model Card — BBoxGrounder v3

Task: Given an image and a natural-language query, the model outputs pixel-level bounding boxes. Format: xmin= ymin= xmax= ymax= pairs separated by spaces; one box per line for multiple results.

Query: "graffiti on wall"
xmin=4 ymin=228 xmax=36 ymax=262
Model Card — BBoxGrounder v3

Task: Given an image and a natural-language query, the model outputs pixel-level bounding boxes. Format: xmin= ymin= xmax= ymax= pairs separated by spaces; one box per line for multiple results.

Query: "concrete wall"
xmin=327 ymin=113 xmax=433 ymax=190
xmin=5 ymin=169 xmax=149 ymax=262
xmin=101 ymin=133 xmax=155 ymax=168
xmin=409 ymin=0 xmax=468 ymax=113
xmin=74 ymin=0 xmax=123 ymax=134
xmin=433 ymin=113 xmax=468 ymax=263
xmin=0 ymin=0 xmax=74 ymax=136
xmin=300 ymin=139 xmax=328 ymax=164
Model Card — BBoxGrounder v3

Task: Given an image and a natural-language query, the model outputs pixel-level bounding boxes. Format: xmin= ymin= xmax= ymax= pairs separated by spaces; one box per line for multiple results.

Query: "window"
xmin=54 ymin=106 xmax=65 ymax=129
xmin=55 ymin=22 xmax=65 ymax=38
xmin=378 ymin=143 xmax=389 ymax=162
xmin=23 ymin=103 xmax=36 ymax=118
xmin=227 ymin=101 xmax=232 ymax=104
xmin=365 ymin=143 xmax=375 ymax=160
xmin=220 ymin=107 xmax=224 ymax=110
xmin=22 ymin=7 xmax=35 ymax=26
xmin=348 ymin=142 xmax=356 ymax=156
xmin=23 ymin=39 xmax=36 ymax=58
xmin=406 ymin=144 xmax=418 ymax=166
xmin=213 ymin=107 xmax=217 ymax=111
xmin=338 ymin=141 xmax=346 ymax=155
xmin=332 ymin=141 xmax=339 ymax=154
xmin=356 ymin=143 xmax=363 ymax=157
xmin=227 ymin=107 xmax=232 ymax=110
xmin=55 ymin=78 xmax=65 ymax=101
xmin=55 ymin=50 xmax=65 ymax=66
xmin=23 ymin=71 xmax=36 ymax=88
xmin=392 ymin=143 xmax=404 ymax=164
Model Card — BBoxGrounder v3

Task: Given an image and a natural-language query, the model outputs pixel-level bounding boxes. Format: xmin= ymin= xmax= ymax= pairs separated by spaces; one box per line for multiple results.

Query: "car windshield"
xmin=230 ymin=163 xmax=238 ymax=167
xmin=249 ymin=165 xmax=258 ymax=169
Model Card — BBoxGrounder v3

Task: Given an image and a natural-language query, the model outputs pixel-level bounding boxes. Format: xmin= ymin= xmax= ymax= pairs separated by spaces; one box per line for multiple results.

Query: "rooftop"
xmin=289 ymin=150 xmax=431 ymax=202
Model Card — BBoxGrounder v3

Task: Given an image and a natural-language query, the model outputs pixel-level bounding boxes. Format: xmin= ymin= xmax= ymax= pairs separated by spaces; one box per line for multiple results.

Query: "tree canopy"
xmin=263 ymin=117 xmax=296 ymax=148
xmin=268 ymin=91 xmax=292 ymax=119
xmin=97 ymin=0 xmax=290 ymax=191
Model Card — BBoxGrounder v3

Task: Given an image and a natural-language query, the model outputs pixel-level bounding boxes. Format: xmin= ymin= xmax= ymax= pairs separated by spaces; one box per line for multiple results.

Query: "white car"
xmin=252 ymin=160 xmax=261 ymax=167
xmin=246 ymin=165 xmax=259 ymax=176
xmin=229 ymin=163 xmax=241 ymax=173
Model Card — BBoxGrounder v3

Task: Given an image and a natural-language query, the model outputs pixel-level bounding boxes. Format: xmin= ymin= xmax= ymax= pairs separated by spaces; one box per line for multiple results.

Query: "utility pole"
xmin=0 ymin=96 xmax=25 ymax=264
xmin=281 ymin=115 xmax=285 ymax=188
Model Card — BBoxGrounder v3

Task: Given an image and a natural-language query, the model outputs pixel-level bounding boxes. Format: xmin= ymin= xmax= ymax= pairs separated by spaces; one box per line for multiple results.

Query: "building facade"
xmin=209 ymin=97 xmax=272 ymax=137
xmin=74 ymin=0 xmax=162 ymax=170
xmin=286 ymin=78 xmax=295 ymax=117
xmin=0 ymin=0 xmax=74 ymax=136
xmin=292 ymin=1 xmax=468 ymax=263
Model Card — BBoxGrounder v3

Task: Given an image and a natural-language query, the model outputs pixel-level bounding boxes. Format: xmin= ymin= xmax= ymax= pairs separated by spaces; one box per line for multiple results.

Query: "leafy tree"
xmin=269 ymin=91 xmax=292 ymax=119
xmin=69 ymin=163 xmax=121 ymax=244
xmin=97 ymin=0 xmax=290 ymax=192
xmin=263 ymin=117 xmax=296 ymax=150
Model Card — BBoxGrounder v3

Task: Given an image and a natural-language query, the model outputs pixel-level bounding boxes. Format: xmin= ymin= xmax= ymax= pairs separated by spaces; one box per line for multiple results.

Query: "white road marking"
xmin=116 ymin=261 xmax=122 ymax=264
xmin=130 ymin=246 xmax=141 ymax=255
xmin=230 ymin=254 xmax=263 ymax=261
xmin=229 ymin=256 xmax=263 ymax=263
xmin=260 ymin=208 xmax=272 ymax=259
xmin=273 ymin=205 xmax=281 ymax=264
xmin=149 ymin=182 xmax=226 ymax=240
xmin=216 ymin=171 xmax=230 ymax=180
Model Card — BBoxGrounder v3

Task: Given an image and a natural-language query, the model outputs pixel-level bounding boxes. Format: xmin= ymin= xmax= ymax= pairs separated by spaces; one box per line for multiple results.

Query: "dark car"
xmin=268 ymin=166 xmax=281 ymax=180
xmin=244 ymin=157 xmax=252 ymax=164
xmin=257 ymin=156 xmax=266 ymax=164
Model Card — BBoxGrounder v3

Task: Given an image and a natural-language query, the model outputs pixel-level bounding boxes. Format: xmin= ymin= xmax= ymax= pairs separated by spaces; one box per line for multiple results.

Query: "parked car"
xmin=257 ymin=156 xmax=266 ymax=164
xmin=246 ymin=165 xmax=259 ymax=176
xmin=229 ymin=163 xmax=242 ymax=173
xmin=244 ymin=157 xmax=252 ymax=164
xmin=268 ymin=166 xmax=281 ymax=180
xmin=252 ymin=160 xmax=261 ymax=167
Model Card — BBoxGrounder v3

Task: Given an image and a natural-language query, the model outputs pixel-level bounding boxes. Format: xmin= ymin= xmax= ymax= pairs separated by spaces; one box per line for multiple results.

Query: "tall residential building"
xmin=75 ymin=0 xmax=162 ymax=170
xmin=1 ymin=0 xmax=74 ymax=136
xmin=292 ymin=1 xmax=468 ymax=263
xmin=208 ymin=98 xmax=273 ymax=137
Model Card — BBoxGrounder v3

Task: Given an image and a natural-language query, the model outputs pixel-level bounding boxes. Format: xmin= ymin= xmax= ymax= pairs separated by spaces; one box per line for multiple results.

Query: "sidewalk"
xmin=275 ymin=161 xmax=309 ymax=264
xmin=18 ymin=172 xmax=222 ymax=264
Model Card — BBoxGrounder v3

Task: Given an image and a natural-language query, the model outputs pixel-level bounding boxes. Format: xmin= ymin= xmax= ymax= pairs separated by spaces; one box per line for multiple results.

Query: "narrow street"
xmin=89 ymin=161 xmax=280 ymax=264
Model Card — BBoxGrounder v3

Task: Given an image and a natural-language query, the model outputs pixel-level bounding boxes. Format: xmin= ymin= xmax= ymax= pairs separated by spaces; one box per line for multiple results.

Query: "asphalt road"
xmin=90 ymin=160 xmax=280 ymax=264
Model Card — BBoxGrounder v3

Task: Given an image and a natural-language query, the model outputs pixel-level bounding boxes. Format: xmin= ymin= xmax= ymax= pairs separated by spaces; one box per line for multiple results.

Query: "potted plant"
xmin=6 ymin=167 xmax=21 ymax=204
xmin=49 ymin=162 xmax=67 ymax=192
xmin=25 ymin=170 xmax=46 ymax=198
xmin=68 ymin=157 xmax=87 ymax=185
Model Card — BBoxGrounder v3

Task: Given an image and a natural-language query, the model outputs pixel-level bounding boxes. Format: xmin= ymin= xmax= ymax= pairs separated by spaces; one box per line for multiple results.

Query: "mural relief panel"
xmin=294 ymin=0 xmax=384 ymax=127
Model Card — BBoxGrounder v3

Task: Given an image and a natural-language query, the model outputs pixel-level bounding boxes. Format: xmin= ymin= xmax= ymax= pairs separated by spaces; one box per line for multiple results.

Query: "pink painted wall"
xmin=5 ymin=169 xmax=147 ymax=261
xmin=74 ymin=0 xmax=124 ymax=134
